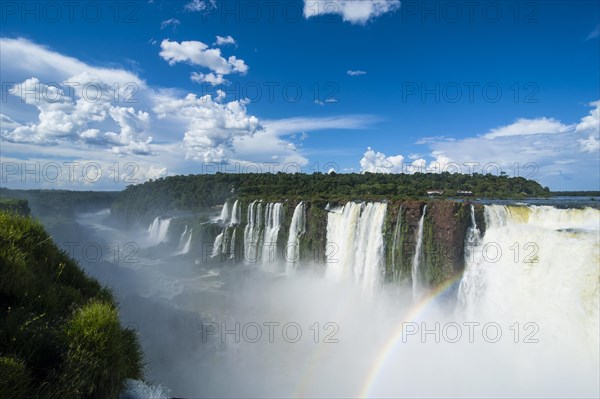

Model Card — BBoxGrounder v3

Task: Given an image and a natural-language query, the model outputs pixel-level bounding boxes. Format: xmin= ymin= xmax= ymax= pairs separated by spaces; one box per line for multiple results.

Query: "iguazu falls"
xmin=1 ymin=1 xmax=599 ymax=398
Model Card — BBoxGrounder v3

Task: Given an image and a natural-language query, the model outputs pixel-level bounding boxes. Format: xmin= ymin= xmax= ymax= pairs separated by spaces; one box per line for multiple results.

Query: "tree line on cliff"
xmin=111 ymin=172 xmax=550 ymax=220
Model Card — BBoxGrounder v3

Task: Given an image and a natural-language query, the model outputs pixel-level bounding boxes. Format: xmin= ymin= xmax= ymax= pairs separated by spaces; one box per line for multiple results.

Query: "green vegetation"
xmin=111 ymin=172 xmax=549 ymax=221
xmin=0 ymin=198 xmax=30 ymax=216
xmin=0 ymin=189 xmax=118 ymax=228
xmin=0 ymin=212 xmax=142 ymax=398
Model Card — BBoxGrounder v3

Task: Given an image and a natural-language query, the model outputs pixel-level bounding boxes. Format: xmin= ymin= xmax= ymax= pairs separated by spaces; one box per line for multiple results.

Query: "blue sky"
xmin=1 ymin=0 xmax=599 ymax=190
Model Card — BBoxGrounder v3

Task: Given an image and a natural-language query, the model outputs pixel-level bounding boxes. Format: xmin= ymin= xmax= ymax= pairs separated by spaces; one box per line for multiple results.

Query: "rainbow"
xmin=358 ymin=276 xmax=463 ymax=398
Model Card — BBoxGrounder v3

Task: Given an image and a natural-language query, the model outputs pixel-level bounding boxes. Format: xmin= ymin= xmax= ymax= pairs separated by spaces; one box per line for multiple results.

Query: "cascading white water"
xmin=411 ymin=205 xmax=426 ymax=298
xmin=229 ymin=228 xmax=237 ymax=259
xmin=244 ymin=201 xmax=264 ymax=263
xmin=147 ymin=217 xmax=172 ymax=246
xmin=178 ymin=225 xmax=188 ymax=247
xmin=325 ymin=202 xmax=387 ymax=293
xmin=211 ymin=199 xmax=241 ymax=259
xmin=83 ymin=200 xmax=599 ymax=398
xmin=181 ymin=229 xmax=192 ymax=254
xmin=230 ymin=200 xmax=241 ymax=225
xmin=222 ymin=227 xmax=230 ymax=255
xmin=175 ymin=226 xmax=193 ymax=255
xmin=211 ymin=231 xmax=224 ymax=258
xmin=219 ymin=201 xmax=231 ymax=224
xmin=458 ymin=205 xmax=483 ymax=307
xmin=458 ymin=205 xmax=600 ymax=349
xmin=261 ymin=203 xmax=283 ymax=269
xmin=325 ymin=202 xmax=362 ymax=281
xmin=285 ymin=202 xmax=306 ymax=274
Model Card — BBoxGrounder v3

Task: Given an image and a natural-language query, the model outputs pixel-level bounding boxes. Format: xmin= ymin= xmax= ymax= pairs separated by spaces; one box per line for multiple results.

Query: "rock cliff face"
xmin=382 ymin=200 xmax=485 ymax=287
xmin=421 ymin=201 xmax=471 ymax=286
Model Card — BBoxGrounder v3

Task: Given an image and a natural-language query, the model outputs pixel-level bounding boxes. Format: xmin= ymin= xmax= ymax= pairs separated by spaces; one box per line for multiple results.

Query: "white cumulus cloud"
xmin=153 ymin=93 xmax=262 ymax=163
xmin=304 ymin=0 xmax=401 ymax=24
xmin=360 ymin=147 xmax=454 ymax=174
xmin=159 ymin=39 xmax=248 ymax=76
xmin=191 ymin=72 xmax=228 ymax=86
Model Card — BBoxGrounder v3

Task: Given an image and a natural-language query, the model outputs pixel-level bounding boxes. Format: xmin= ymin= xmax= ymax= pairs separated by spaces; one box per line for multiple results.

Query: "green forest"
xmin=111 ymin=172 xmax=550 ymax=220
xmin=0 ymin=210 xmax=142 ymax=398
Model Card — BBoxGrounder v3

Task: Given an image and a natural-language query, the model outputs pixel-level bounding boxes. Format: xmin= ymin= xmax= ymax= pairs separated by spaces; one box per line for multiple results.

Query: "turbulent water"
xmin=175 ymin=226 xmax=192 ymax=255
xmin=285 ymin=202 xmax=306 ymax=274
xmin=70 ymin=202 xmax=599 ymax=398
xmin=325 ymin=202 xmax=387 ymax=294
xmin=230 ymin=199 xmax=241 ymax=226
xmin=261 ymin=203 xmax=284 ymax=270
xmin=459 ymin=205 xmax=600 ymax=348
xmin=219 ymin=201 xmax=230 ymax=223
xmin=243 ymin=200 xmax=263 ymax=263
xmin=411 ymin=205 xmax=426 ymax=298
xmin=147 ymin=217 xmax=171 ymax=246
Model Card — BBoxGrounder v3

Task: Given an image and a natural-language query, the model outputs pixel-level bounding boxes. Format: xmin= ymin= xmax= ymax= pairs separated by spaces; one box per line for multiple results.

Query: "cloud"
xmin=0 ymin=37 xmax=144 ymax=86
xmin=575 ymin=100 xmax=600 ymax=135
xmin=413 ymin=101 xmax=600 ymax=189
xmin=575 ymin=100 xmax=600 ymax=154
xmin=159 ymin=39 xmax=248 ymax=76
xmin=184 ymin=0 xmax=216 ymax=12
xmin=3 ymin=76 xmax=153 ymax=155
xmin=304 ymin=0 xmax=401 ymax=24
xmin=415 ymin=136 xmax=452 ymax=145
xmin=190 ymin=72 xmax=228 ymax=86
xmin=586 ymin=24 xmax=600 ymax=40
xmin=483 ymin=117 xmax=573 ymax=139
xmin=215 ymin=35 xmax=236 ymax=46
xmin=358 ymin=101 xmax=599 ymax=189
xmin=0 ymin=113 xmax=21 ymax=131
xmin=578 ymin=135 xmax=600 ymax=153
xmin=160 ymin=18 xmax=180 ymax=30
xmin=0 ymin=37 xmax=316 ymax=188
xmin=262 ymin=115 xmax=376 ymax=136
xmin=347 ymin=70 xmax=367 ymax=76
xmin=359 ymin=147 xmax=451 ymax=174
xmin=360 ymin=147 xmax=405 ymax=173
xmin=152 ymin=93 xmax=263 ymax=163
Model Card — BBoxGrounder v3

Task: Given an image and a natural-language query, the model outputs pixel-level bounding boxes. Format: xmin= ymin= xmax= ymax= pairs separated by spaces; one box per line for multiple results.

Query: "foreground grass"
xmin=0 ymin=211 xmax=142 ymax=398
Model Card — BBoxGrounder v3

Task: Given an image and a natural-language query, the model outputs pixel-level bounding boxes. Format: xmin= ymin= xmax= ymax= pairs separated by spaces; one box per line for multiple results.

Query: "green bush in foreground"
xmin=0 ymin=212 xmax=142 ymax=398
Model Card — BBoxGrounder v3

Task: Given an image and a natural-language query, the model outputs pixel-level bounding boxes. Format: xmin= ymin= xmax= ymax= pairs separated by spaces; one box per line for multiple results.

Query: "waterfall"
xmin=147 ymin=217 xmax=172 ymax=246
xmin=229 ymin=228 xmax=237 ymax=259
xmin=458 ymin=205 xmax=483 ymax=307
xmin=176 ymin=226 xmax=192 ymax=255
xmin=411 ymin=205 xmax=426 ymax=299
xmin=178 ymin=225 xmax=188 ymax=247
xmin=325 ymin=202 xmax=387 ymax=293
xmin=230 ymin=200 xmax=241 ymax=225
xmin=211 ymin=231 xmax=224 ymax=258
xmin=181 ymin=229 xmax=192 ymax=254
xmin=219 ymin=201 xmax=231 ymax=224
xmin=458 ymin=205 xmax=600 ymax=348
xmin=356 ymin=203 xmax=388 ymax=293
xmin=390 ymin=206 xmax=402 ymax=281
xmin=261 ymin=203 xmax=284 ymax=269
xmin=244 ymin=201 xmax=264 ymax=263
xmin=285 ymin=202 xmax=306 ymax=274
xmin=325 ymin=202 xmax=362 ymax=281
